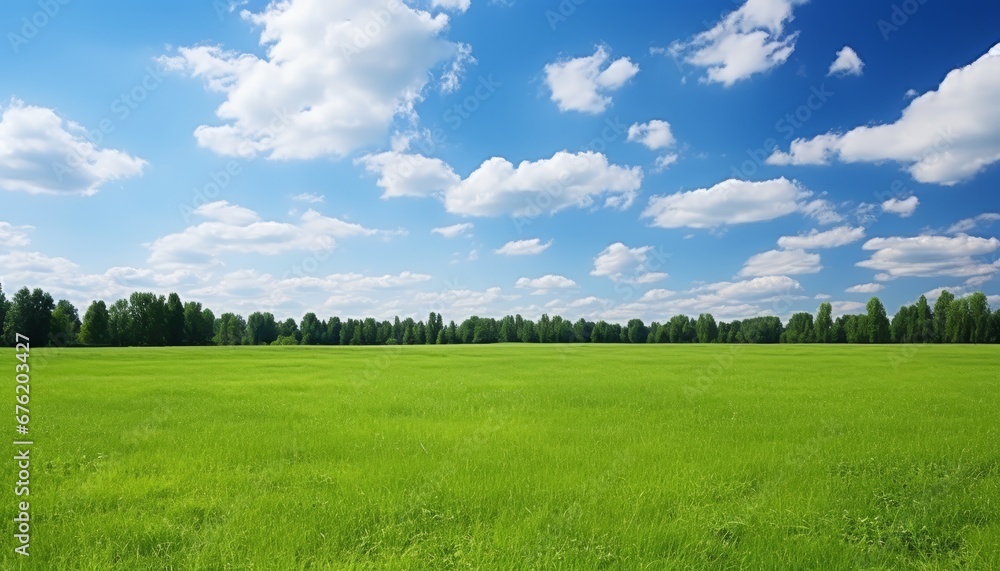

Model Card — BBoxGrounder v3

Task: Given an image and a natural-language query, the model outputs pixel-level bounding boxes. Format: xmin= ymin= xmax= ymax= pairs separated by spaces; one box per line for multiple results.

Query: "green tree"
xmin=627 ymin=318 xmax=649 ymax=343
xmin=50 ymin=299 xmax=81 ymax=345
xmin=214 ymin=313 xmax=246 ymax=345
xmin=277 ymin=318 xmax=300 ymax=344
xmin=844 ymin=314 xmax=869 ymax=344
xmin=932 ymin=291 xmax=955 ymax=342
xmin=0 ymin=283 xmax=8 ymax=342
xmin=967 ymin=292 xmax=991 ymax=343
xmin=183 ymin=301 xmax=213 ymax=345
xmin=128 ymin=292 xmax=167 ymax=346
xmin=990 ymin=309 xmax=1000 ymax=343
xmin=814 ymin=302 xmax=833 ymax=343
xmin=79 ymin=300 xmax=111 ymax=345
xmin=866 ymin=297 xmax=890 ymax=343
xmin=3 ymin=287 xmax=55 ymax=346
xmin=915 ymin=295 xmax=932 ymax=342
xmin=165 ymin=293 xmax=185 ymax=346
xmin=245 ymin=312 xmax=278 ymax=345
xmin=695 ymin=314 xmax=718 ymax=343
xmin=946 ymin=297 xmax=970 ymax=343
xmin=108 ymin=299 xmax=131 ymax=346
xmin=326 ymin=316 xmax=346 ymax=345
xmin=890 ymin=305 xmax=912 ymax=343
xmin=300 ymin=313 xmax=322 ymax=345
xmin=363 ymin=317 xmax=379 ymax=345
xmin=781 ymin=312 xmax=815 ymax=343
xmin=667 ymin=315 xmax=690 ymax=343
xmin=499 ymin=315 xmax=517 ymax=342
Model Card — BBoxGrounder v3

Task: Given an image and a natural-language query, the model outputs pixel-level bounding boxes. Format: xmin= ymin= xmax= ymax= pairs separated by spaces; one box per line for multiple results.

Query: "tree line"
xmin=2 ymin=282 xmax=999 ymax=347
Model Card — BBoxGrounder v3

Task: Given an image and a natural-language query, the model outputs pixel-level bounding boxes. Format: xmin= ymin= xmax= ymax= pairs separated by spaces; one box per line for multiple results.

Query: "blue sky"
xmin=1 ymin=0 xmax=999 ymax=323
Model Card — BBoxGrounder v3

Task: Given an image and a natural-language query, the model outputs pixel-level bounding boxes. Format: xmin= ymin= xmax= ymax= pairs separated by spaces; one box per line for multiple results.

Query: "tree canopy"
xmin=1 ymin=285 xmax=998 ymax=347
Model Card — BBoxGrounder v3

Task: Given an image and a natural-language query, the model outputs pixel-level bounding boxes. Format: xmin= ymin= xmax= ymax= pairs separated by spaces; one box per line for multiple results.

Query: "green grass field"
xmin=3 ymin=344 xmax=999 ymax=569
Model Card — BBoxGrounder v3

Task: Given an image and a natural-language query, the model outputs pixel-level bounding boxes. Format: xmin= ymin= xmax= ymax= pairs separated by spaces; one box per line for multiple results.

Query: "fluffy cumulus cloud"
xmin=642 ymin=178 xmax=838 ymax=229
xmin=544 ymin=46 xmax=639 ymax=113
xmin=857 ymin=234 xmax=1000 ymax=279
xmin=881 ymin=196 xmax=919 ymax=218
xmin=431 ymin=0 xmax=470 ymax=13
xmin=515 ymin=274 xmax=577 ymax=292
xmin=846 ymin=283 xmax=883 ymax=294
xmin=431 ymin=222 xmax=473 ymax=238
xmin=0 ymin=100 xmax=146 ymax=196
xmin=768 ymin=43 xmax=1000 ymax=185
xmin=590 ymin=243 xmax=669 ymax=284
xmin=946 ymin=213 xmax=1000 ymax=234
xmin=361 ymin=150 xmax=643 ymax=217
xmin=159 ymin=0 xmax=470 ymax=160
xmin=667 ymin=0 xmax=807 ymax=86
xmin=494 ymin=238 xmax=552 ymax=256
xmin=738 ymin=249 xmax=822 ymax=277
xmin=627 ymin=120 xmax=675 ymax=150
xmin=828 ymin=46 xmax=864 ymax=76
xmin=777 ymin=226 xmax=865 ymax=249
xmin=147 ymin=201 xmax=390 ymax=268
xmin=448 ymin=151 xmax=643 ymax=215
xmin=357 ymin=151 xmax=461 ymax=198
xmin=628 ymin=120 xmax=679 ymax=171
xmin=0 ymin=222 xmax=33 ymax=248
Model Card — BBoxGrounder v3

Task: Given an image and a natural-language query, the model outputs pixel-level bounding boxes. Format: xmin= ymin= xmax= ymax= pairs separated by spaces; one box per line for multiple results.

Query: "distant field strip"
xmin=2 ymin=345 xmax=999 ymax=570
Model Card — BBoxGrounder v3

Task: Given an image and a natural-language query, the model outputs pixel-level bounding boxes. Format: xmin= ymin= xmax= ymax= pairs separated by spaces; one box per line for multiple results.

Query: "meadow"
xmin=2 ymin=344 xmax=999 ymax=570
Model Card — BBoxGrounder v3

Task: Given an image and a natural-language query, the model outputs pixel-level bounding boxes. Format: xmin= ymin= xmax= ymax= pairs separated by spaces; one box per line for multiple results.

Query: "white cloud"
xmin=828 ymin=46 xmax=864 ymax=76
xmin=0 ymin=250 xmax=80 ymax=278
xmin=431 ymin=0 xmax=471 ymax=13
xmin=147 ymin=201 xmax=388 ymax=268
xmin=431 ymin=222 xmax=473 ymax=238
xmin=409 ymin=286 xmax=519 ymax=316
xmin=738 ymin=249 xmax=822 ymax=277
xmin=544 ymin=46 xmax=639 ymax=113
xmin=357 ymin=151 xmax=460 ymax=198
xmin=831 ymin=301 xmax=866 ymax=316
xmin=768 ymin=43 xmax=1000 ymax=185
xmin=0 ymin=100 xmax=146 ymax=196
xmin=494 ymin=238 xmax=552 ymax=256
xmin=440 ymin=42 xmax=476 ymax=94
xmin=777 ymin=226 xmax=865 ymax=249
xmin=846 ymin=283 xmax=883 ymax=294
xmin=590 ymin=243 xmax=669 ymax=284
xmin=654 ymin=154 xmax=679 ymax=171
xmin=642 ymin=178 xmax=836 ymax=229
xmin=291 ymin=192 xmax=324 ymax=203
xmin=195 ymin=201 xmax=262 ymax=225
xmin=627 ymin=120 xmax=675 ymax=150
xmin=362 ymin=150 xmax=642 ymax=217
xmin=798 ymin=197 xmax=844 ymax=224
xmin=637 ymin=276 xmax=804 ymax=322
xmin=159 ymin=0 xmax=468 ymax=160
xmin=881 ymin=196 xmax=919 ymax=218
xmin=628 ymin=120 xmax=680 ymax=171
xmin=515 ymin=275 xmax=577 ymax=291
xmin=667 ymin=0 xmax=807 ymax=86
xmin=0 ymin=222 xmax=33 ymax=248
xmin=857 ymin=234 xmax=1000 ymax=279
xmin=638 ymin=289 xmax=676 ymax=302
xmin=947 ymin=213 xmax=1000 ymax=234
xmin=449 ymin=151 xmax=644 ymax=215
